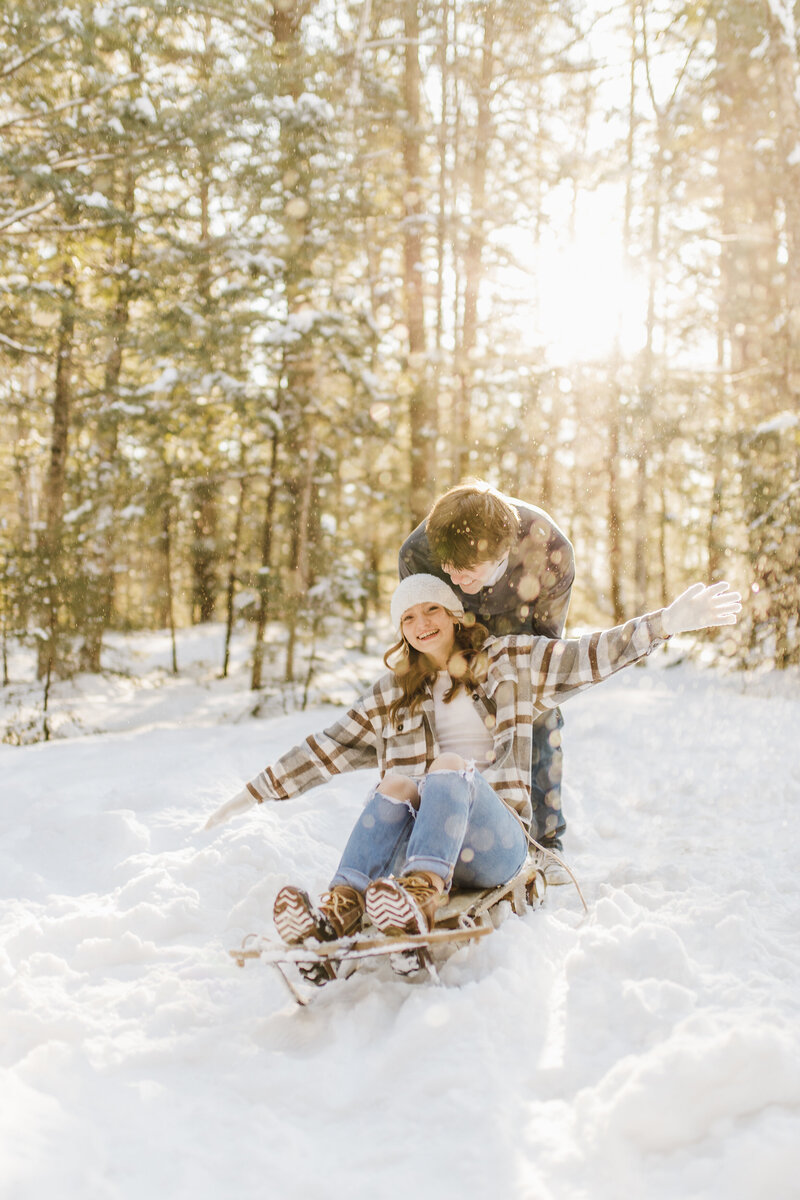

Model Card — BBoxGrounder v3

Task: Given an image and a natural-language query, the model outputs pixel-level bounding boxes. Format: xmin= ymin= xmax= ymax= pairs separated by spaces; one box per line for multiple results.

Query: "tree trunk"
xmin=607 ymin=399 xmax=625 ymax=623
xmin=162 ymin=491 xmax=178 ymax=675
xmin=80 ymin=165 xmax=136 ymax=672
xmin=37 ymin=254 xmax=75 ymax=680
xmin=605 ymin=2 xmax=636 ymax=626
xmin=434 ymin=0 xmax=450 ymax=366
xmin=284 ymin=418 xmax=318 ymax=683
xmin=633 ymin=150 xmax=663 ymax=613
xmin=658 ymin=474 xmax=669 ymax=609
xmin=251 ymin=427 xmax=281 ymax=691
xmin=767 ymin=5 xmax=800 ymax=397
xmin=454 ymin=7 xmax=494 ymax=483
xmin=403 ymin=0 xmax=435 ymax=522
xmin=221 ymin=471 xmax=246 ymax=679
xmin=189 ymin=152 xmax=220 ymax=625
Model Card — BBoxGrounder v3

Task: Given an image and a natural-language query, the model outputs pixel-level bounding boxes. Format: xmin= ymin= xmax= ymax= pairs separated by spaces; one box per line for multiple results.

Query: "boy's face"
xmin=441 ymin=558 xmax=503 ymax=594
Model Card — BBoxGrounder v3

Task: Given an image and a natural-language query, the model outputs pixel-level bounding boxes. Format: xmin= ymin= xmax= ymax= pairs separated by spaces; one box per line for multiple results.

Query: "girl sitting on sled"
xmin=205 ymin=574 xmax=740 ymax=976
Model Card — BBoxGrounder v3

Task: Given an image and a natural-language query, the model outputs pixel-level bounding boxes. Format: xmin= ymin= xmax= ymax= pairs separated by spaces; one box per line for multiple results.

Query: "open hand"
xmin=662 ymin=582 xmax=742 ymax=636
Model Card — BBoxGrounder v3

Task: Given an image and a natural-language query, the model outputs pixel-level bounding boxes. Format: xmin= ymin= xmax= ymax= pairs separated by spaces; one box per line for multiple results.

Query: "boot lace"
xmin=398 ymin=873 xmax=442 ymax=902
xmin=320 ymin=887 xmax=363 ymax=923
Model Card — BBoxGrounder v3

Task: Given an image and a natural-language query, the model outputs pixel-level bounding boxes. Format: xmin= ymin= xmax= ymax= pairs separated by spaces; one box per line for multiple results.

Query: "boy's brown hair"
xmin=425 ymin=482 xmax=520 ymax=570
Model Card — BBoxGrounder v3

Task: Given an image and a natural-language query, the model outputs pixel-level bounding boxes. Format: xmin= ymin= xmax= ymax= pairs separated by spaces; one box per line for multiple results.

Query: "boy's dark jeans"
xmin=530 ymin=707 xmax=565 ymax=846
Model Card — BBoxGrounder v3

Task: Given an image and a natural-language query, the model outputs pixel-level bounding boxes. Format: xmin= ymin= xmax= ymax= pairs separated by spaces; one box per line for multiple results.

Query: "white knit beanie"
xmin=390 ymin=573 xmax=465 ymax=630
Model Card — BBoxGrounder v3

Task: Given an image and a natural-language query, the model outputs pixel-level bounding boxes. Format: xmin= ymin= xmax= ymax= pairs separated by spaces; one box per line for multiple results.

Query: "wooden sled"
xmin=229 ymin=857 xmax=550 ymax=1006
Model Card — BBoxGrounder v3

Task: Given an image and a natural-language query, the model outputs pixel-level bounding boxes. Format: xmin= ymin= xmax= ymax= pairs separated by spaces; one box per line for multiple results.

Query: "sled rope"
xmin=527 ymin=835 xmax=588 ymax=914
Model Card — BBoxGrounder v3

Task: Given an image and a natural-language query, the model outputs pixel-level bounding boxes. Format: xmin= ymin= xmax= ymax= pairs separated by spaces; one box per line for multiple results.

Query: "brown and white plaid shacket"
xmin=246 ymin=611 xmax=669 ymax=828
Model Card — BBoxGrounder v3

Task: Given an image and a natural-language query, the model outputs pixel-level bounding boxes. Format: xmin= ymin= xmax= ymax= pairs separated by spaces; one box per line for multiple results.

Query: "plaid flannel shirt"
xmin=246 ymin=610 xmax=669 ymax=828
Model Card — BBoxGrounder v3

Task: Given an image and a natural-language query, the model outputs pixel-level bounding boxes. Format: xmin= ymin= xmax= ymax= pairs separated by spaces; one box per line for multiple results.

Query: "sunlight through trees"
xmin=1 ymin=0 xmax=798 ymax=696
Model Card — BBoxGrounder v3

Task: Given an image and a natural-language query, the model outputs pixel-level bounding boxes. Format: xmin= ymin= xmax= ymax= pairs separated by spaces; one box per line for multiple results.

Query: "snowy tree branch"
xmin=0 ymin=34 xmax=67 ymax=79
xmin=0 ymin=196 xmax=56 ymax=232
xmin=0 ymin=73 xmax=140 ymax=131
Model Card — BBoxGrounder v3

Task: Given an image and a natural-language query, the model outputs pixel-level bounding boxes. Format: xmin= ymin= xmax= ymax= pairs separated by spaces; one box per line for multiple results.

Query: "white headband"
xmin=390 ymin=574 xmax=465 ymax=630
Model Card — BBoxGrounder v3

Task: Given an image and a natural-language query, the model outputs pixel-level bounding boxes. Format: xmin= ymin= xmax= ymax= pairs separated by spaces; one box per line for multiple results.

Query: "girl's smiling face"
xmin=400 ymin=602 xmax=458 ymax=666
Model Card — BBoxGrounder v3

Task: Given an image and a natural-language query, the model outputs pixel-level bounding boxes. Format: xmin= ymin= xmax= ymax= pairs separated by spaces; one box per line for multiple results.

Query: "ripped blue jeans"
xmin=329 ymin=768 xmax=528 ymax=893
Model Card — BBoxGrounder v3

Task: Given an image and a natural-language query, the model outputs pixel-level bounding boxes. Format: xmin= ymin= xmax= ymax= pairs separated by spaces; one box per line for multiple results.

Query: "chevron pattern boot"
xmin=273 ymin=884 xmax=364 ymax=986
xmin=364 ymin=872 xmax=446 ymax=936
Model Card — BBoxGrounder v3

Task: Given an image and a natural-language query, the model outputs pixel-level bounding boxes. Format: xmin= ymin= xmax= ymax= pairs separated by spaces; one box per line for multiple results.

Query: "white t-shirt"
xmin=432 ymin=672 xmax=494 ymax=767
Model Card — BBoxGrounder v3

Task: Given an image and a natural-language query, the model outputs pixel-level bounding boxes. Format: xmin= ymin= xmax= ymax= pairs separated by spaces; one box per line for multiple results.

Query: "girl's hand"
xmin=204 ymin=786 xmax=257 ymax=829
xmin=662 ymin=582 xmax=742 ymax=636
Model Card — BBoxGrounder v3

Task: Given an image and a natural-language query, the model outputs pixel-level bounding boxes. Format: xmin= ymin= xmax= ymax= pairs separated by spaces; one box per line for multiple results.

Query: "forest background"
xmin=2 ymin=0 xmax=799 ymax=738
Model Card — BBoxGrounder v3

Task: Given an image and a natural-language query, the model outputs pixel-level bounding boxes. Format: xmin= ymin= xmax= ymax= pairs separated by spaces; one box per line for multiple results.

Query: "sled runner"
xmin=229 ymin=855 xmax=558 ymax=1006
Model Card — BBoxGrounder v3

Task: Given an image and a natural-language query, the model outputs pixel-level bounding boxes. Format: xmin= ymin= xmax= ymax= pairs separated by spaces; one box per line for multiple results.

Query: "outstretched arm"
xmin=203 ymin=695 xmax=382 ymax=829
xmin=525 ymin=582 xmax=741 ymax=712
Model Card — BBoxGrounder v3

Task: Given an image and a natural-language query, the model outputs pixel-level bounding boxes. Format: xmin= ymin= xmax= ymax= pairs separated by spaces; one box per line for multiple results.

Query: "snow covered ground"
xmin=2 ymin=625 xmax=799 ymax=1200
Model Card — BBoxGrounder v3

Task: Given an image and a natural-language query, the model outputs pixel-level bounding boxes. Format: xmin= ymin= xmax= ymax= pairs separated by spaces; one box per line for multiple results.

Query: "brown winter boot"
xmin=318 ymin=885 xmax=365 ymax=938
xmin=365 ymin=871 xmax=446 ymax=935
xmin=273 ymin=884 xmax=364 ymax=944
xmin=273 ymin=884 xmax=365 ymax=987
